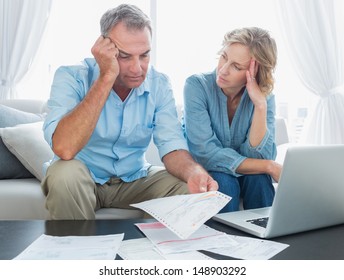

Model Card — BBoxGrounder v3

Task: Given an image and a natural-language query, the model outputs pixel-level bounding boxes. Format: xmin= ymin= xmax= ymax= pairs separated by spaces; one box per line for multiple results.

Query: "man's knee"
xmin=172 ymin=181 xmax=189 ymax=195
xmin=47 ymin=159 xmax=88 ymax=177
xmin=148 ymin=167 xmax=189 ymax=196
xmin=163 ymin=173 xmax=189 ymax=195
xmin=42 ymin=159 xmax=91 ymax=196
xmin=41 ymin=159 xmax=97 ymax=219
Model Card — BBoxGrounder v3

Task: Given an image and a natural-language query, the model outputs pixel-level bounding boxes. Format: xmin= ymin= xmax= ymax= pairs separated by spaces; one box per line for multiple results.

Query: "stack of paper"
xmin=14 ymin=234 xmax=124 ymax=260
xmin=14 ymin=192 xmax=289 ymax=260
xmin=123 ymin=192 xmax=289 ymax=260
xmin=118 ymin=222 xmax=289 ymax=260
xmin=131 ymin=191 xmax=231 ymax=239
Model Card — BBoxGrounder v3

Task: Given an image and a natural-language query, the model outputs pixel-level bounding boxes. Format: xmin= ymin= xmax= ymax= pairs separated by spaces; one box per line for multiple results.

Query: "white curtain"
xmin=276 ymin=0 xmax=344 ymax=144
xmin=0 ymin=0 xmax=52 ymax=99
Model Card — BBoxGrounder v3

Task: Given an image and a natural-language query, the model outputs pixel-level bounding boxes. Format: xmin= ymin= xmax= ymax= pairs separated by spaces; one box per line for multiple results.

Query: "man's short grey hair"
xmin=100 ymin=4 xmax=152 ymax=37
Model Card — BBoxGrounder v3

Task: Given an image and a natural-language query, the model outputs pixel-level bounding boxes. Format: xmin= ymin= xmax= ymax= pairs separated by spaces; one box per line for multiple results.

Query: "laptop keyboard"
xmin=246 ymin=217 xmax=269 ymax=228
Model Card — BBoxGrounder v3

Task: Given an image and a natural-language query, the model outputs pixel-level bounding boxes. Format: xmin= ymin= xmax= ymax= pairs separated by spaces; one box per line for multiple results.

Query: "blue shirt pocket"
xmin=119 ymin=124 xmax=153 ymax=148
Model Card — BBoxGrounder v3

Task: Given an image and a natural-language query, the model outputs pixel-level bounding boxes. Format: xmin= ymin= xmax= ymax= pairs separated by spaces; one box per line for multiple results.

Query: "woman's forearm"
xmin=236 ymin=157 xmax=282 ymax=182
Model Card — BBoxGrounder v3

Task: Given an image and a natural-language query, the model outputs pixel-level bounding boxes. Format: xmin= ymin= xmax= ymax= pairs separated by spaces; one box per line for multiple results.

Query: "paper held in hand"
xmin=131 ymin=191 xmax=231 ymax=239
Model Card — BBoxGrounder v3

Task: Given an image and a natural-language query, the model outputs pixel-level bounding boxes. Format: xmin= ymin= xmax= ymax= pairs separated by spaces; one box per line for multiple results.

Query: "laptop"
xmin=213 ymin=145 xmax=344 ymax=238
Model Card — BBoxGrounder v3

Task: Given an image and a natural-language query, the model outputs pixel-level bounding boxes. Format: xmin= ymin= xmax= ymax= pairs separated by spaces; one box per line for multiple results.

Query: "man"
xmin=42 ymin=4 xmax=218 ymax=219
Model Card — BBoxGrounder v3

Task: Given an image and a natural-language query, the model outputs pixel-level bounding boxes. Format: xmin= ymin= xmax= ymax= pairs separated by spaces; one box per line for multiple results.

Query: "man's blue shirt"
xmin=43 ymin=58 xmax=188 ymax=184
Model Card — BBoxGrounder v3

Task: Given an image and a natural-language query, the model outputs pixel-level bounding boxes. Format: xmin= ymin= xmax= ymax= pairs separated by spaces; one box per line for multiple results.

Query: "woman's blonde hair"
xmin=222 ymin=27 xmax=277 ymax=96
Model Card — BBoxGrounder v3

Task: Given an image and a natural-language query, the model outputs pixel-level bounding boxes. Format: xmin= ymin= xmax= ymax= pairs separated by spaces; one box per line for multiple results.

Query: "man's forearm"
xmin=52 ymin=77 xmax=113 ymax=160
xmin=162 ymin=149 xmax=201 ymax=182
xmin=163 ymin=149 xmax=218 ymax=193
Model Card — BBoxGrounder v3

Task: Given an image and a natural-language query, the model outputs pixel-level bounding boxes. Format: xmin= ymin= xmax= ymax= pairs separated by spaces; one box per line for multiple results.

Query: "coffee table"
xmin=1 ymin=219 xmax=344 ymax=260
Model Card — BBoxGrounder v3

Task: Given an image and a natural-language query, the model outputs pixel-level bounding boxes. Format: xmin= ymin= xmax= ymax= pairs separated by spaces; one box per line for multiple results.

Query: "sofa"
xmin=0 ymin=99 xmax=289 ymax=220
xmin=0 ymin=99 xmax=147 ymax=219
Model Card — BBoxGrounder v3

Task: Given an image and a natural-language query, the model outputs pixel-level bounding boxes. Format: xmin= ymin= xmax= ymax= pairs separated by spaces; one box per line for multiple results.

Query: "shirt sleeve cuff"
xmin=157 ymin=140 xmax=189 ymax=160
xmin=243 ymin=129 xmax=272 ymax=158
xmin=228 ymin=155 xmax=247 ymax=177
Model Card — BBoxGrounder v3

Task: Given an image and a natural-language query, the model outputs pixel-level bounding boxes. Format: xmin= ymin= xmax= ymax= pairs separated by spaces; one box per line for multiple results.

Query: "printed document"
xmin=131 ymin=191 xmax=231 ymax=239
xmin=136 ymin=222 xmax=238 ymax=255
xmin=136 ymin=222 xmax=289 ymax=259
xmin=118 ymin=238 xmax=214 ymax=260
xmin=14 ymin=233 xmax=124 ymax=260
xmin=206 ymin=235 xmax=289 ymax=260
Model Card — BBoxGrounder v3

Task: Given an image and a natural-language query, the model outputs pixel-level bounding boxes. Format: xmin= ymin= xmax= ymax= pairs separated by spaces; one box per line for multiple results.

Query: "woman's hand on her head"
xmin=245 ymin=59 xmax=266 ymax=108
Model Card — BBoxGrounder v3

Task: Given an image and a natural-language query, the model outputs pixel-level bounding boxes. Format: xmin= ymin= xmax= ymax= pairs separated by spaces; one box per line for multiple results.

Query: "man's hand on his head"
xmin=91 ymin=35 xmax=120 ymax=84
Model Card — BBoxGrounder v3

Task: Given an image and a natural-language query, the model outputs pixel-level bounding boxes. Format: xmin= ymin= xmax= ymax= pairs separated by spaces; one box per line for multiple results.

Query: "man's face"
xmin=107 ymin=22 xmax=151 ymax=94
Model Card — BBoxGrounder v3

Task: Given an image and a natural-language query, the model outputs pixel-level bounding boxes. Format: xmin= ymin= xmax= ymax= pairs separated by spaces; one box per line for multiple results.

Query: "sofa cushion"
xmin=95 ymin=208 xmax=144 ymax=219
xmin=0 ymin=104 xmax=44 ymax=127
xmin=0 ymin=104 xmax=45 ymax=179
xmin=0 ymin=137 xmax=34 ymax=179
xmin=0 ymin=178 xmax=143 ymax=220
xmin=0 ymin=178 xmax=50 ymax=220
xmin=0 ymin=121 xmax=54 ymax=181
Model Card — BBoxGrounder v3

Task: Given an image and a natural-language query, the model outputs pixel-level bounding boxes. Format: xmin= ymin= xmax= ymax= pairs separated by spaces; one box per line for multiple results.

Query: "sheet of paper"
xmin=14 ymin=233 xmax=124 ymax=260
xmin=118 ymin=238 xmax=214 ymax=260
xmin=136 ymin=222 xmax=238 ymax=255
xmin=206 ymin=235 xmax=289 ymax=260
xmin=131 ymin=191 xmax=231 ymax=239
xmin=118 ymin=238 xmax=164 ymax=260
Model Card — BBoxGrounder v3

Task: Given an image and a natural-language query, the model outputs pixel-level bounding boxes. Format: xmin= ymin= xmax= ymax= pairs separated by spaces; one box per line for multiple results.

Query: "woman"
xmin=183 ymin=27 xmax=282 ymax=212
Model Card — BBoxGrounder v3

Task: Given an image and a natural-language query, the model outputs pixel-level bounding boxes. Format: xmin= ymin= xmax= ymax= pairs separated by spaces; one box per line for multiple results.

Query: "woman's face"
xmin=216 ymin=43 xmax=251 ymax=95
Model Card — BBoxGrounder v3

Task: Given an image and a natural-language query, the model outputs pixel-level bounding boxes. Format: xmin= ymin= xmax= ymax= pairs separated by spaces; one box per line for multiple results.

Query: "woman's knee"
xmin=243 ymin=174 xmax=271 ymax=183
xmin=240 ymin=174 xmax=275 ymax=208
xmin=241 ymin=174 xmax=274 ymax=192
xmin=209 ymin=171 xmax=238 ymax=183
xmin=209 ymin=171 xmax=240 ymax=195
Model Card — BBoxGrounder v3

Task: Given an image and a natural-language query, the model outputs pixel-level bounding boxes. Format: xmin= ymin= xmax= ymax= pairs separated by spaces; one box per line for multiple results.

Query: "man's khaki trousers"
xmin=41 ymin=159 xmax=189 ymax=220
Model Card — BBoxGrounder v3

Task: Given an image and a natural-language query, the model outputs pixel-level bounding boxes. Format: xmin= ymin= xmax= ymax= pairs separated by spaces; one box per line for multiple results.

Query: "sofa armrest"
xmin=275 ymin=117 xmax=289 ymax=146
xmin=0 ymin=99 xmax=47 ymax=114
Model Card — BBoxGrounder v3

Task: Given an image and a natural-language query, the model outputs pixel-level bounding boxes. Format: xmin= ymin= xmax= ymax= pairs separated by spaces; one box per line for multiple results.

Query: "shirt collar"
xmin=134 ymin=75 xmax=150 ymax=97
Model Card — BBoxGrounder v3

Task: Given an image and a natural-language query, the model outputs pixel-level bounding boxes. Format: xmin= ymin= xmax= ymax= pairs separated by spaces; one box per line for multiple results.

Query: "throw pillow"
xmin=0 ymin=104 xmax=44 ymax=179
xmin=0 ymin=138 xmax=34 ymax=179
xmin=0 ymin=121 xmax=54 ymax=181
xmin=0 ymin=104 xmax=44 ymax=127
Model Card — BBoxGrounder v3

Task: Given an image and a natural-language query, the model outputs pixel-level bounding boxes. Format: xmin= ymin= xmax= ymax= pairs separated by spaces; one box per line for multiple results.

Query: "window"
xmin=154 ymin=0 xmax=318 ymax=143
xmin=18 ymin=0 xmax=319 ymax=143
xmin=17 ymin=0 xmax=150 ymax=100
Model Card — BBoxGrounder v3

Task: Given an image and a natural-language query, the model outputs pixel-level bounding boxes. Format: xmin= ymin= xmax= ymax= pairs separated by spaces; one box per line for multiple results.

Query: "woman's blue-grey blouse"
xmin=183 ymin=70 xmax=276 ymax=177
